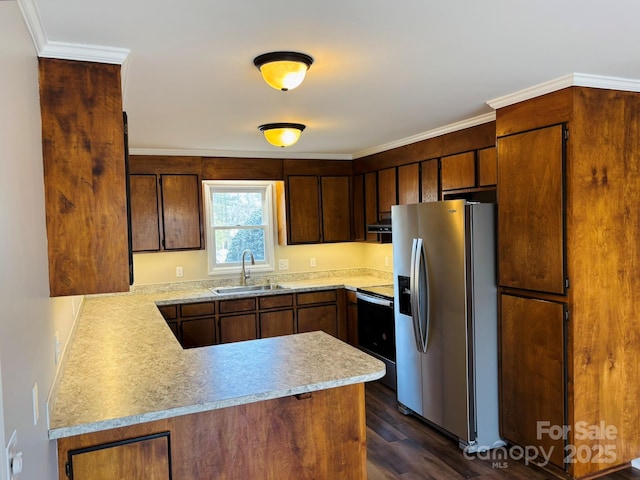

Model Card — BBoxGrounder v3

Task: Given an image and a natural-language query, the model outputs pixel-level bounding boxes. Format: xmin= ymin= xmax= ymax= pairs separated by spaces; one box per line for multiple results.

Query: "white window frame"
xmin=203 ymin=180 xmax=276 ymax=276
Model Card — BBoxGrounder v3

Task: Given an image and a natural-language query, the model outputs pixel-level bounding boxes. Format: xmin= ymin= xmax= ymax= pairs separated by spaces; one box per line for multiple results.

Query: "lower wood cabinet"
xmin=345 ymin=290 xmax=359 ymax=347
xmin=158 ymin=289 xmax=346 ymax=349
xmin=57 ymin=383 xmax=366 ymax=479
xmin=62 ymin=432 xmax=171 ymax=480
xmin=499 ymin=293 xmax=566 ymax=468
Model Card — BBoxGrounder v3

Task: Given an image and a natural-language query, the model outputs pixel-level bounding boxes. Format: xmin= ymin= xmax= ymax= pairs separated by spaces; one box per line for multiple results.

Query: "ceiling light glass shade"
xmin=253 ymin=52 xmax=313 ymax=91
xmin=258 ymin=123 xmax=306 ymax=147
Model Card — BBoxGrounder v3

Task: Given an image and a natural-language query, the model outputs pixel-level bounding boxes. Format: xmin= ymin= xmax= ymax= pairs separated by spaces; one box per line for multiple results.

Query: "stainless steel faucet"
xmin=240 ymin=249 xmax=255 ymax=286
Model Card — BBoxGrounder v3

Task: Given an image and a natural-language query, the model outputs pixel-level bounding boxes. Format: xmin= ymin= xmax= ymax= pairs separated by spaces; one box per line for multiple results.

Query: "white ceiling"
xmin=24 ymin=0 xmax=640 ymax=159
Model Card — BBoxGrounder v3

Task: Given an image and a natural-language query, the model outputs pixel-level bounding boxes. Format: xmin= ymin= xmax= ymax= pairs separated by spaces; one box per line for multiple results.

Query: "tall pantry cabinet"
xmin=496 ymin=87 xmax=640 ymax=478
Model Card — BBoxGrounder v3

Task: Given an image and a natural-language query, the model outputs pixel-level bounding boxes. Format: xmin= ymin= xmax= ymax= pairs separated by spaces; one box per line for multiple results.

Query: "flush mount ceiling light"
xmin=258 ymin=123 xmax=306 ymax=148
xmin=253 ymin=51 xmax=313 ymax=91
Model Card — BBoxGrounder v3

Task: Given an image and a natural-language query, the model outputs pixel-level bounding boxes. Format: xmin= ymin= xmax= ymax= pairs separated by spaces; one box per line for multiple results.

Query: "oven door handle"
xmin=356 ymin=292 xmax=393 ymax=308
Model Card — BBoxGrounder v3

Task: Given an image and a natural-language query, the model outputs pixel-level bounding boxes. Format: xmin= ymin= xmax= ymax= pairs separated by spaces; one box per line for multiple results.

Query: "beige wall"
xmin=133 ymin=241 xmax=393 ymax=285
xmin=0 ymin=3 xmax=80 ymax=478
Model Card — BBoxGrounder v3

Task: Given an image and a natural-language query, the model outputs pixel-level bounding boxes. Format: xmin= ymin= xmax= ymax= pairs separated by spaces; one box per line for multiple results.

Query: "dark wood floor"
xmin=365 ymin=381 xmax=640 ymax=480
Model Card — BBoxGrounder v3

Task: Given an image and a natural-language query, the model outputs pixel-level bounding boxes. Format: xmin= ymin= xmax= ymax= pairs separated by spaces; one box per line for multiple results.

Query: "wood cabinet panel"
xmin=219 ymin=313 xmax=257 ymax=343
xmin=39 ymin=58 xmax=130 ymax=296
xmin=157 ymin=305 xmax=177 ymax=320
xmin=59 ymin=383 xmax=367 ymax=480
xmin=201 ymin=157 xmax=283 ymax=180
xmin=499 ymin=294 xmax=565 ymax=468
xmin=181 ymin=318 xmax=215 ymax=348
xmin=420 ymin=159 xmax=439 ymax=202
xmin=497 ymin=125 xmax=565 ymax=294
xmin=259 ymin=294 xmax=293 ymax=310
xmin=66 ymin=433 xmax=171 ymax=480
xmin=260 ymin=309 xmax=295 ymax=338
xmin=440 ymin=151 xmax=475 ymax=190
xmin=219 ymin=297 xmax=256 ymax=314
xmin=180 ymin=302 xmax=215 ymax=317
xmin=477 ymin=146 xmax=497 ymax=186
xmin=364 ymin=172 xmax=378 ymax=242
xmin=346 ymin=295 xmax=358 ymax=347
xmin=377 ymin=167 xmax=397 ymax=215
xmin=397 ymin=163 xmax=420 ymax=205
xmin=298 ymin=305 xmax=338 ymax=337
xmin=161 ymin=174 xmax=201 ymax=250
xmin=130 ymin=174 xmax=160 ymax=251
xmin=287 ymin=175 xmax=321 ymax=244
xmin=351 ymin=174 xmax=365 ymax=241
xmin=321 ymin=176 xmax=352 ymax=242
xmin=297 ymin=290 xmax=337 ymax=305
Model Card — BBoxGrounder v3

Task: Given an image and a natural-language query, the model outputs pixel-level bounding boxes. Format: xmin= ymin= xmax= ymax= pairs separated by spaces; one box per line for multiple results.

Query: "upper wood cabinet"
xmin=286 ymin=175 xmax=322 ymax=244
xmin=497 ymin=125 xmax=565 ymax=294
xmin=161 ymin=174 xmax=202 ymax=250
xmin=364 ymin=172 xmax=378 ymax=242
xmin=440 ymin=151 xmax=475 ymax=191
xmin=397 ymin=163 xmax=420 ymax=205
xmin=477 ymin=146 xmax=497 ymax=186
xmin=351 ymin=174 xmax=365 ymax=241
xmin=321 ymin=176 xmax=352 ymax=242
xmin=377 ymin=167 xmax=397 ymax=215
xmin=420 ymin=159 xmax=439 ymax=202
xmin=39 ymin=58 xmax=130 ymax=296
xmin=129 ymin=157 xmax=203 ymax=252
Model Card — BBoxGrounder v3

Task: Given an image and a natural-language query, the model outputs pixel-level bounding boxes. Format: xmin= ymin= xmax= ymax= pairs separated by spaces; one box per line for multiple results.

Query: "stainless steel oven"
xmin=357 ymin=286 xmax=396 ymax=390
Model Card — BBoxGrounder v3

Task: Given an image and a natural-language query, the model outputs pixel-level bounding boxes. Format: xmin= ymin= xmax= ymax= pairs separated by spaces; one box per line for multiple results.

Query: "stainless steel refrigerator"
xmin=391 ymin=199 xmax=502 ymax=452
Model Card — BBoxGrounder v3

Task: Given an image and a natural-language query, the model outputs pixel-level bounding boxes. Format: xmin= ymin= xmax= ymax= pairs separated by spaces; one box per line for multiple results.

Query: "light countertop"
xmin=48 ymin=276 xmax=387 ymax=440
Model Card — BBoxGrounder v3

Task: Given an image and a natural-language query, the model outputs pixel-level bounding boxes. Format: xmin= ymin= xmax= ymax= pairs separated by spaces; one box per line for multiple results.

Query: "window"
xmin=203 ymin=181 xmax=275 ymax=275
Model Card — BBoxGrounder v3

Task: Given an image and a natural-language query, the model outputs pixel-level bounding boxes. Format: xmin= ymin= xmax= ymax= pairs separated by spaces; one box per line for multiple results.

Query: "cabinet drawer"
xmin=180 ymin=302 xmax=215 ymax=318
xmin=158 ymin=305 xmax=177 ymax=320
xmin=259 ymin=294 xmax=294 ymax=310
xmin=297 ymin=290 xmax=337 ymax=305
xmin=345 ymin=290 xmax=357 ymax=304
xmin=219 ymin=297 xmax=256 ymax=314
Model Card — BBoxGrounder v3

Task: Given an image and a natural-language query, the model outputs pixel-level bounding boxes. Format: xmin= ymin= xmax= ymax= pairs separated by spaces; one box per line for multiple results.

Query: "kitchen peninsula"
xmin=48 ymin=283 xmax=386 ymax=479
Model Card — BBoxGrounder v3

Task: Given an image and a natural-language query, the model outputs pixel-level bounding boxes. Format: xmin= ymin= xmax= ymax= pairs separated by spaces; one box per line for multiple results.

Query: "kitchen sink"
xmin=210 ymin=284 xmax=287 ymax=295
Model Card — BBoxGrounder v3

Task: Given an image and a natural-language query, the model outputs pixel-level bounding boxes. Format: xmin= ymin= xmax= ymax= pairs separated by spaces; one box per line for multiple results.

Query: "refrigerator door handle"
xmin=410 ymin=238 xmax=430 ymax=353
xmin=410 ymin=238 xmax=423 ymax=352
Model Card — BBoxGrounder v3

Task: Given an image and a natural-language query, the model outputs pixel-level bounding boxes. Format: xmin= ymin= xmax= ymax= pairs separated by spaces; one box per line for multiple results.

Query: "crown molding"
xmin=352 ymin=111 xmax=496 ymax=159
xmin=128 ymin=148 xmax=353 ymax=161
xmin=17 ymin=0 xmax=130 ymax=64
xmin=487 ymin=73 xmax=640 ymax=110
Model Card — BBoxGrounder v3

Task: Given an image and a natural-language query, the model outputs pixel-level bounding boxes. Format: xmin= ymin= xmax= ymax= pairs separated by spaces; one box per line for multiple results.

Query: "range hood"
xmin=367 ymin=218 xmax=392 ymax=234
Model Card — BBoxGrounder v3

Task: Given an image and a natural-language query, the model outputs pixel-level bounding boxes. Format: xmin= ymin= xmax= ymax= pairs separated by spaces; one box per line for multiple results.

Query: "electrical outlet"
xmin=278 ymin=259 xmax=289 ymax=271
xmin=176 ymin=266 xmax=184 ymax=278
xmin=310 ymin=257 xmax=316 ymax=268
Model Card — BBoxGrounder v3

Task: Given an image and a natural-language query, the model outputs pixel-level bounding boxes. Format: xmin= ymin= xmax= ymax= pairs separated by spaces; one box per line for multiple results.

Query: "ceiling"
xmin=26 ymin=0 xmax=640 ymax=159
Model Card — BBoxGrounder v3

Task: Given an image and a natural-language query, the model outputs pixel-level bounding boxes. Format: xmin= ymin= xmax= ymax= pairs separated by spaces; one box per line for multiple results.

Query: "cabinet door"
xmin=130 ymin=174 xmax=161 ymax=252
xmin=321 ymin=176 xmax=352 ymax=242
xmin=287 ymin=175 xmax=321 ymax=244
xmin=497 ymin=124 xmax=565 ymax=294
xmin=364 ymin=172 xmax=378 ymax=242
xmin=68 ymin=433 xmax=170 ymax=480
xmin=351 ymin=174 xmax=365 ymax=241
xmin=260 ymin=309 xmax=295 ymax=338
xmin=397 ymin=163 xmax=420 ymax=205
xmin=377 ymin=167 xmax=397 ymax=215
xmin=421 ymin=159 xmax=439 ymax=202
xmin=39 ymin=59 xmax=130 ymax=296
xmin=161 ymin=174 xmax=201 ymax=250
xmin=181 ymin=318 xmax=215 ymax=348
xmin=297 ymin=305 xmax=338 ymax=337
xmin=500 ymin=294 xmax=565 ymax=468
xmin=219 ymin=314 xmax=257 ymax=344
xmin=441 ymin=152 xmax=475 ymax=190
xmin=477 ymin=146 xmax=497 ymax=186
